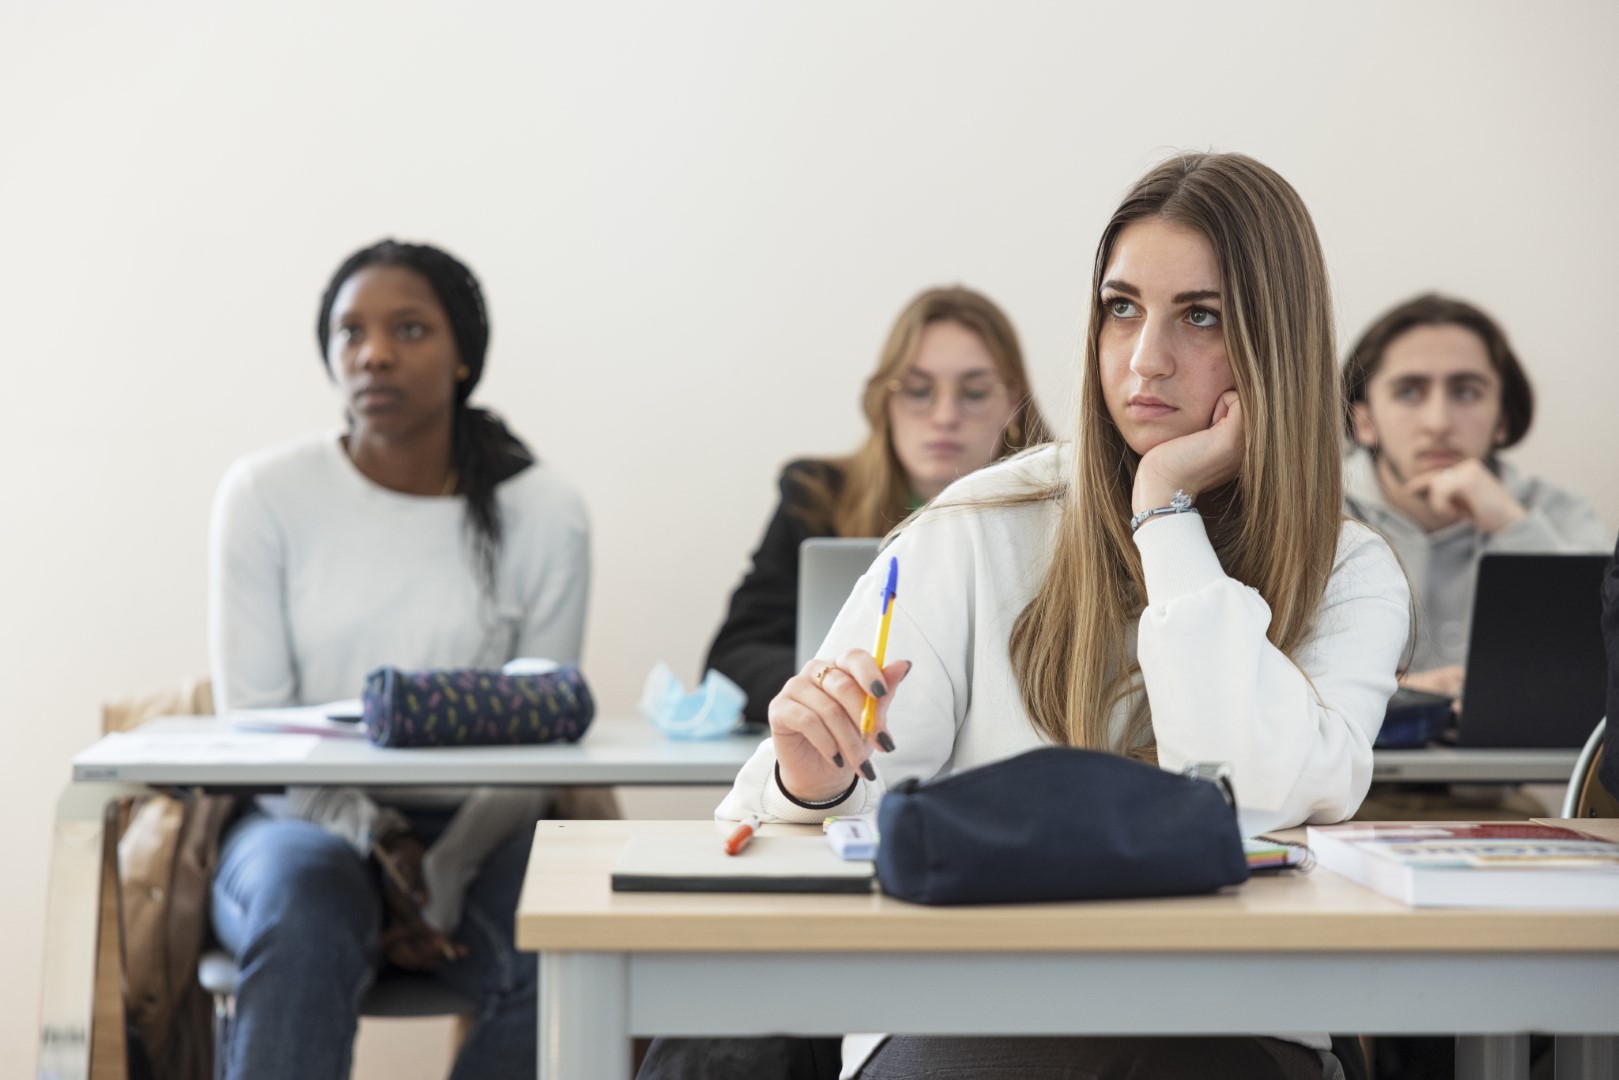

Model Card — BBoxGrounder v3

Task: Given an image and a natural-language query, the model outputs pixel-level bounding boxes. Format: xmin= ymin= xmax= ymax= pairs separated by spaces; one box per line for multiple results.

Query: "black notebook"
xmin=610 ymin=834 xmax=875 ymax=894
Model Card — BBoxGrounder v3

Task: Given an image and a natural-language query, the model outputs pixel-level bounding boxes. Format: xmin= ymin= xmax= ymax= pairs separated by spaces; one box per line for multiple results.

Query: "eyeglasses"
xmin=887 ymin=375 xmax=1009 ymax=417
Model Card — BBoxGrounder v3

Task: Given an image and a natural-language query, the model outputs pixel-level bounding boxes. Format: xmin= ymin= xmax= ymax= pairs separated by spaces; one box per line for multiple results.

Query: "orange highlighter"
xmin=859 ymin=556 xmax=900 ymax=739
xmin=723 ymin=814 xmax=761 ymax=856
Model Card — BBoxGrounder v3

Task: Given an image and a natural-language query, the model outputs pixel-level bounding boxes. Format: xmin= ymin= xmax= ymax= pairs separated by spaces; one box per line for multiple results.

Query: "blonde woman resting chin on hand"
xmin=716 ymin=153 xmax=1410 ymax=1080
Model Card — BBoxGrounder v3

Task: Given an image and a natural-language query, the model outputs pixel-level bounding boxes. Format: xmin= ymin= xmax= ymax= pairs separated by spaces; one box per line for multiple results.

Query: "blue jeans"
xmin=210 ymin=806 xmax=537 ymax=1080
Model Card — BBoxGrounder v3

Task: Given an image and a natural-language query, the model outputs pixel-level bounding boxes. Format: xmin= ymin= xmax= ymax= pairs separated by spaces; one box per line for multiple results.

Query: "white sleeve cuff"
xmin=1132 ymin=511 xmax=1228 ymax=603
xmin=759 ymin=767 xmax=868 ymax=823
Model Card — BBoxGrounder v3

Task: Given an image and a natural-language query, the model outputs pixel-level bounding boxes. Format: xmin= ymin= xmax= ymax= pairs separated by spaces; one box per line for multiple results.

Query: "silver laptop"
xmin=796 ymin=538 xmax=883 ymax=670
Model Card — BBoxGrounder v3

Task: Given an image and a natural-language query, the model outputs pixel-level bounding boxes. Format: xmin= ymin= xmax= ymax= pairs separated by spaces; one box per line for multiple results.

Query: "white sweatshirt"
xmin=718 ymin=445 xmax=1408 ymax=1074
xmin=208 ymin=432 xmax=590 ymax=931
xmin=719 ymin=444 xmax=1410 ymax=838
xmin=209 ymin=432 xmax=590 ymax=711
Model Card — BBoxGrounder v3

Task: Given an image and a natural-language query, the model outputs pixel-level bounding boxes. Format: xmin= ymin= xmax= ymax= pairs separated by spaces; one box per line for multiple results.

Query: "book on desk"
xmin=1307 ymin=821 xmax=1619 ymax=908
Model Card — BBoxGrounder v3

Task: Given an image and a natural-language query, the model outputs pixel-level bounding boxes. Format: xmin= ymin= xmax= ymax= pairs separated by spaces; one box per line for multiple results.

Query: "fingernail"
xmin=860 ymin=760 xmax=876 ymax=781
xmin=901 ymin=661 xmax=914 ymax=676
xmin=876 ymin=732 xmax=896 ymax=753
xmin=870 ymin=680 xmax=887 ymax=698
xmin=833 ymin=753 xmax=845 ymax=769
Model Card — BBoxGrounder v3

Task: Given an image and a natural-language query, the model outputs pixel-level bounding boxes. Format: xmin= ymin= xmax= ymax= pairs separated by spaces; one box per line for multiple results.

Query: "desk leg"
xmin=1456 ymin=1034 xmax=1530 ymax=1080
xmin=37 ymin=782 xmax=143 ymax=1080
xmin=1555 ymin=1036 xmax=1619 ymax=1080
xmin=538 ymin=952 xmax=628 ymax=1080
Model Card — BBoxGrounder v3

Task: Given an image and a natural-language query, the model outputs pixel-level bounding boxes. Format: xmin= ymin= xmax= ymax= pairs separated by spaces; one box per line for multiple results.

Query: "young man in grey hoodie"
xmin=1343 ymin=293 xmax=1610 ymax=698
xmin=1345 ymin=292 xmax=1612 ymax=1080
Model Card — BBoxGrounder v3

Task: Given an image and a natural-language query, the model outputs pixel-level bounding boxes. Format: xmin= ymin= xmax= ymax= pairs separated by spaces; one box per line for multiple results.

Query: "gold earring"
xmin=1008 ymin=420 xmax=1023 ymax=445
xmin=456 ymin=364 xmax=471 ymax=381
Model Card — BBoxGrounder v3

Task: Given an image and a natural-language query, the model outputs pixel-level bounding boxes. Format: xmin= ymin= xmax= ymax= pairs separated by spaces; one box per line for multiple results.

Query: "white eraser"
xmin=825 ymin=818 xmax=879 ymax=860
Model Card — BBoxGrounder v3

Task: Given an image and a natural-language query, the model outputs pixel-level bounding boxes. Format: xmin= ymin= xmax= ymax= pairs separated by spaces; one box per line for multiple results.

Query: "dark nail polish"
xmin=860 ymin=760 xmax=876 ymax=781
xmin=877 ymin=732 xmax=896 ymax=753
xmin=833 ymin=753 xmax=845 ymax=769
xmin=870 ymin=680 xmax=888 ymax=698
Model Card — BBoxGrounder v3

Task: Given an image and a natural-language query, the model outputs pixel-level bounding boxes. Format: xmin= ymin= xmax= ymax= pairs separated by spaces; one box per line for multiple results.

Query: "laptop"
xmin=1454 ymin=552 xmax=1612 ymax=749
xmin=795 ymin=538 xmax=883 ymax=671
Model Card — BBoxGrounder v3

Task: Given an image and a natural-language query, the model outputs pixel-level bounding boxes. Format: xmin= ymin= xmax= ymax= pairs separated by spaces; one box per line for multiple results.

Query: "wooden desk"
xmin=516 ymin=820 xmax=1619 ymax=1080
xmin=39 ymin=719 xmax=762 ymax=1080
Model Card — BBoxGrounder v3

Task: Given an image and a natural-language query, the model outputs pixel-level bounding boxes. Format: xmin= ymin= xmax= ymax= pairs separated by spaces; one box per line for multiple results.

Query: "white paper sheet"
xmin=76 ymin=730 xmax=322 ymax=766
xmin=225 ymin=700 xmax=366 ymax=737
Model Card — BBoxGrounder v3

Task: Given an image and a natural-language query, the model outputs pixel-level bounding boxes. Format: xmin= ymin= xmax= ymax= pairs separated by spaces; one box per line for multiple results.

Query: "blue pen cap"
xmin=880 ymin=556 xmax=898 ymax=612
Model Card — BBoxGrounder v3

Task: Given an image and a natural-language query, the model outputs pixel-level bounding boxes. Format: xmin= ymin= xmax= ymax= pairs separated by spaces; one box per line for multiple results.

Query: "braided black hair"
xmin=316 ymin=239 xmax=534 ymax=597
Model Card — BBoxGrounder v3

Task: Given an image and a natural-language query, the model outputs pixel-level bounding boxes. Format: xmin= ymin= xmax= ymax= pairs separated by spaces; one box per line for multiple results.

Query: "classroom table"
xmin=69 ymin=715 xmax=765 ymax=786
xmin=515 ymin=818 xmax=1619 ymax=1080
xmin=39 ymin=725 xmax=1585 ymax=1079
xmin=38 ymin=717 xmax=765 ymax=1080
xmin=67 ymin=722 xmax=1578 ymax=787
xmin=1369 ymin=746 xmax=1580 ymax=784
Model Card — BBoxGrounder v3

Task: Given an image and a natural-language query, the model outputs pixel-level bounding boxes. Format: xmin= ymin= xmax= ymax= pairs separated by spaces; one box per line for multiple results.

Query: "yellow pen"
xmin=860 ymin=556 xmax=900 ymax=738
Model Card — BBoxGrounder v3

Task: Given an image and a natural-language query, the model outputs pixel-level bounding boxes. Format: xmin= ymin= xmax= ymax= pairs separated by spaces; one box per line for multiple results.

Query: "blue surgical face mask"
xmin=639 ymin=662 xmax=747 ymax=739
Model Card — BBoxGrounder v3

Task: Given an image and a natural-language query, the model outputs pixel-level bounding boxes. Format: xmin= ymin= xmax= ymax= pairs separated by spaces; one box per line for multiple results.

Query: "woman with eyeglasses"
xmin=705 ymin=286 xmax=1051 ymax=730
xmin=638 ymin=287 xmax=1050 ymax=1080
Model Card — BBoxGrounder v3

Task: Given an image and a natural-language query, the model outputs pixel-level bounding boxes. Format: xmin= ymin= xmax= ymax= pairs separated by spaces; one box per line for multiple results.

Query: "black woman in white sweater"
xmin=208 ymin=241 xmax=589 ymax=1080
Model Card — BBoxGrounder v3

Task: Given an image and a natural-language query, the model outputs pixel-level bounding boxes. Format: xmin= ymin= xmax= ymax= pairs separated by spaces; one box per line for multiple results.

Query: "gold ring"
xmin=813 ymin=665 xmax=835 ymax=688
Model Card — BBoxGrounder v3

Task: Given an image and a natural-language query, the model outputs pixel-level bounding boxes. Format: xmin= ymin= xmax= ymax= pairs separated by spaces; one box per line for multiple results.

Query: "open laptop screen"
xmin=1457 ymin=552 xmax=1612 ymax=749
xmin=795 ymin=538 xmax=882 ymax=671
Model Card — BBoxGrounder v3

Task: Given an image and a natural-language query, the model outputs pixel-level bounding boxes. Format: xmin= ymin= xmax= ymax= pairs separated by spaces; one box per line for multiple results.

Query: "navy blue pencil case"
xmin=875 ymin=746 xmax=1249 ymax=905
xmin=1373 ymin=688 xmax=1454 ymax=749
xmin=361 ymin=666 xmax=595 ymax=748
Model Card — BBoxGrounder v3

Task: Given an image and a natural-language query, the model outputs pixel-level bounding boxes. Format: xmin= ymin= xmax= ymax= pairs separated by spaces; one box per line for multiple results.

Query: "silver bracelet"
xmin=1129 ymin=489 xmax=1197 ymax=533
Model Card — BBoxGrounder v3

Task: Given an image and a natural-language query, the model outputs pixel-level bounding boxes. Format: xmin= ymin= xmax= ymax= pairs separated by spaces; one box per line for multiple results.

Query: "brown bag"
xmin=102 ymin=678 xmax=232 ymax=1080
xmin=549 ymin=785 xmax=623 ymax=820
xmin=117 ymin=792 xmax=237 ymax=1080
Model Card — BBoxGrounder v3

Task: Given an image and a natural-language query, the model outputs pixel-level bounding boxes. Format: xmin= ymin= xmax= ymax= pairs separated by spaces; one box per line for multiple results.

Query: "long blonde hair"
xmin=1006 ymin=152 xmax=1343 ymax=761
xmin=800 ymin=286 xmax=1052 ymax=537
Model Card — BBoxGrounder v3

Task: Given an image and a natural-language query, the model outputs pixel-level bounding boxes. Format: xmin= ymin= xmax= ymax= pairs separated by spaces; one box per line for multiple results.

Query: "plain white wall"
xmin=4 ymin=1 xmax=1617 ymax=1073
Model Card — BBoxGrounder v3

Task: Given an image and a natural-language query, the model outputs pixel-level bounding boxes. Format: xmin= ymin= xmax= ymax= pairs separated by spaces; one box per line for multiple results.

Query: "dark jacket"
xmin=706 ymin=461 xmax=844 ymax=725
xmin=1602 ymin=537 xmax=1619 ymax=798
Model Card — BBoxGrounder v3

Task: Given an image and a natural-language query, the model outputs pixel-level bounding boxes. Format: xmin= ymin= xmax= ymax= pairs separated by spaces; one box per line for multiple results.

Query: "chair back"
xmin=1562 ymin=718 xmax=1618 ymax=819
xmin=103 ymin=677 xmax=215 ymax=733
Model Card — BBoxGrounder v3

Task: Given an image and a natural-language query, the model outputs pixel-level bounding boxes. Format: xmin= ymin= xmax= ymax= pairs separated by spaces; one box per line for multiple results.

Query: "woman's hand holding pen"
xmin=769 ymin=650 xmax=912 ymax=803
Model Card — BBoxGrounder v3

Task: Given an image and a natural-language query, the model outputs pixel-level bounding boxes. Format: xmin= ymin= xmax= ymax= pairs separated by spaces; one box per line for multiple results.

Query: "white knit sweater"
xmin=209 ymin=432 xmax=590 ymax=711
xmin=719 ymin=445 xmax=1408 ymax=1072
xmin=720 ymin=443 xmax=1410 ymax=839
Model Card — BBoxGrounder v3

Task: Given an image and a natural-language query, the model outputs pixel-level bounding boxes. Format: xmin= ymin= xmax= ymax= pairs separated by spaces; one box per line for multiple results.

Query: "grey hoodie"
xmin=1343 ymin=448 xmax=1611 ymax=672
